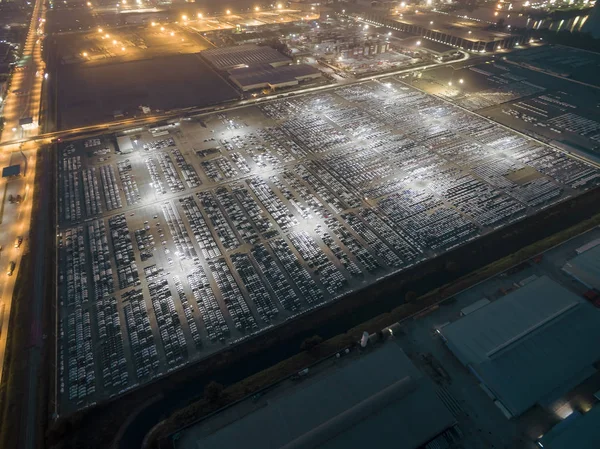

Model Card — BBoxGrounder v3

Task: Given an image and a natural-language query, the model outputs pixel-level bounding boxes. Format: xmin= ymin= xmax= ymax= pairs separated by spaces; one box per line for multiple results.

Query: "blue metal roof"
xmin=441 ymin=276 xmax=600 ymax=417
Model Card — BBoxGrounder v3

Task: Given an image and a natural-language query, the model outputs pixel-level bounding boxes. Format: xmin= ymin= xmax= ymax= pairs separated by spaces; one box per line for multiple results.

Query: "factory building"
xmin=354 ymin=10 xmax=528 ymax=52
xmin=175 ymin=342 xmax=461 ymax=449
xmin=562 ymin=243 xmax=600 ymax=292
xmin=537 ymin=403 xmax=600 ymax=449
xmin=229 ymin=63 xmax=322 ymax=91
xmin=439 ymin=276 xmax=600 ymax=419
xmin=201 ymin=44 xmax=292 ymax=71
xmin=582 ymin=0 xmax=600 ymax=39
xmin=202 ymin=44 xmax=322 ymax=92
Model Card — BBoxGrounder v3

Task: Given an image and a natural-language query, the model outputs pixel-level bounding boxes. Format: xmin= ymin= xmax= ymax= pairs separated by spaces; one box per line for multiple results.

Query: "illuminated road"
xmin=0 ymin=1 xmax=45 ymax=445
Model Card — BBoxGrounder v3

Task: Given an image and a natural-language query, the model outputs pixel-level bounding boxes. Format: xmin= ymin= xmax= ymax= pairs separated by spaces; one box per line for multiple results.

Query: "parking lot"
xmin=56 ymin=79 xmax=600 ymax=413
xmin=412 ymin=60 xmax=600 ymax=159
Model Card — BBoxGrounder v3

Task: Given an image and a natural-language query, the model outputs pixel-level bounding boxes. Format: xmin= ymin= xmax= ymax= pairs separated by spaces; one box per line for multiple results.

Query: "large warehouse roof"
xmin=440 ymin=276 xmax=600 ymax=417
xmin=202 ymin=44 xmax=291 ymax=70
xmin=229 ymin=64 xmax=321 ymax=91
xmin=538 ymin=405 xmax=600 ymax=449
xmin=177 ymin=343 xmax=456 ymax=449
xmin=562 ymin=245 xmax=600 ymax=291
xmin=399 ymin=36 xmax=456 ymax=55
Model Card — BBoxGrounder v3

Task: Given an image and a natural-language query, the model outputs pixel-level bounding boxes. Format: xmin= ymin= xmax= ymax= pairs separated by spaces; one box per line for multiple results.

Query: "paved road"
xmin=0 ymin=0 xmax=46 ymax=447
xmin=0 ymin=0 xmax=46 ymax=389
xmin=0 ymin=51 xmax=473 ymax=151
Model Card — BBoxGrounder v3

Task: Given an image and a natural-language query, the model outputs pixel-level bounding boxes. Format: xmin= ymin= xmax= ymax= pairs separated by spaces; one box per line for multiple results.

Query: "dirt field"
xmin=56 ymin=53 xmax=239 ymax=129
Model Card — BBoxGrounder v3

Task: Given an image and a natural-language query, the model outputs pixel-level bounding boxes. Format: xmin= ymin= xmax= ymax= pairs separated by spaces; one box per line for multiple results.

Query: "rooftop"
xmin=176 ymin=342 xmax=457 ymax=449
xmin=201 ymin=44 xmax=291 ymax=70
xmin=390 ymin=11 xmax=513 ymax=43
xmin=562 ymin=245 xmax=600 ymax=291
xmin=440 ymin=276 xmax=600 ymax=417
xmin=399 ymin=36 xmax=456 ymax=54
xmin=229 ymin=63 xmax=321 ymax=90
xmin=539 ymin=405 xmax=600 ymax=449
xmin=2 ymin=165 xmax=20 ymax=178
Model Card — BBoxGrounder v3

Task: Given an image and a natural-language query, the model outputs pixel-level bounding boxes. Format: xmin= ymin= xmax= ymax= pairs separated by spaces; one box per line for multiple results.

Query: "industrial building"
xmin=355 ymin=11 xmax=527 ymax=52
xmin=176 ymin=343 xmax=459 ymax=449
xmin=537 ymin=404 xmax=600 ymax=449
xmin=229 ymin=63 xmax=322 ymax=91
xmin=116 ymin=135 xmax=135 ymax=154
xmin=2 ymin=164 xmax=21 ymax=178
xmin=439 ymin=276 xmax=600 ymax=419
xmin=201 ymin=44 xmax=292 ymax=71
xmin=562 ymin=244 xmax=600 ymax=292
xmin=202 ymin=44 xmax=322 ymax=92
xmin=582 ymin=0 xmax=600 ymax=39
xmin=398 ymin=36 xmax=458 ymax=59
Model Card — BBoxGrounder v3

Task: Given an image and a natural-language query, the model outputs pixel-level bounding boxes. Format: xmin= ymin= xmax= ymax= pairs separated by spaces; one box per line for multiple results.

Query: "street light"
xmin=151 ymin=22 xmax=156 ymax=26
xmin=459 ymin=78 xmax=464 ymax=84
xmin=448 ymin=81 xmax=452 ymax=86
xmin=416 ymin=40 xmax=421 ymax=45
xmin=197 ymin=12 xmax=203 ymax=18
xmin=255 ymin=6 xmax=259 ymax=11
xmin=182 ymin=14 xmax=188 ymax=21
xmin=82 ymin=52 xmax=88 ymax=57
xmin=277 ymin=3 xmax=282 ymax=9
xmin=226 ymin=9 xmax=231 ymax=14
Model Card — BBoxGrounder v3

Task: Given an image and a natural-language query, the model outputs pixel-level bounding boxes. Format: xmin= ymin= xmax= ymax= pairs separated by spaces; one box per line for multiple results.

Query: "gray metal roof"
xmin=176 ymin=343 xmax=456 ymax=449
xmin=441 ymin=276 xmax=600 ymax=417
xmin=562 ymin=245 xmax=600 ymax=291
xmin=399 ymin=36 xmax=456 ymax=55
xmin=539 ymin=405 xmax=600 ymax=449
xmin=230 ymin=64 xmax=321 ymax=89
xmin=202 ymin=44 xmax=291 ymax=70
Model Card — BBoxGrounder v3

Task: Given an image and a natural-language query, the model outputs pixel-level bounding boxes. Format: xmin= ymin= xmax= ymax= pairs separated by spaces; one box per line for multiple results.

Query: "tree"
xmin=405 ymin=291 xmax=418 ymax=303
xmin=445 ymin=260 xmax=459 ymax=273
xmin=204 ymin=381 xmax=224 ymax=404
xmin=300 ymin=335 xmax=323 ymax=351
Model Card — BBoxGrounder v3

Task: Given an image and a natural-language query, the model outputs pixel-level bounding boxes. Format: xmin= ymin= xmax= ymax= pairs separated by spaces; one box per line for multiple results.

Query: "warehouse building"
xmin=356 ymin=10 xmax=527 ymax=52
xmin=116 ymin=135 xmax=135 ymax=154
xmin=537 ymin=404 xmax=600 ymax=449
xmin=201 ymin=44 xmax=292 ymax=71
xmin=398 ymin=36 xmax=459 ymax=59
xmin=439 ymin=276 xmax=600 ymax=419
xmin=176 ymin=342 xmax=459 ymax=449
xmin=562 ymin=244 xmax=600 ymax=292
xmin=229 ymin=63 xmax=322 ymax=91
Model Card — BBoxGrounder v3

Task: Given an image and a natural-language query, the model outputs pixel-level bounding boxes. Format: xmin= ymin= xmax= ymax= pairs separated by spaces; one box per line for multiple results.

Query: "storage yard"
xmin=56 ymin=79 xmax=600 ymax=413
xmin=411 ymin=60 xmax=600 ymax=158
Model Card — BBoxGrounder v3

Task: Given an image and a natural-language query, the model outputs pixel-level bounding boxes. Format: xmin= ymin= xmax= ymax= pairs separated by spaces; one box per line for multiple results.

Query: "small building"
xmin=175 ymin=342 xmax=459 ymax=449
xmin=439 ymin=276 xmax=600 ymax=419
xmin=116 ymin=136 xmax=134 ymax=154
xmin=2 ymin=164 xmax=21 ymax=178
xmin=229 ymin=64 xmax=322 ymax=92
xmin=562 ymin=245 xmax=600 ymax=292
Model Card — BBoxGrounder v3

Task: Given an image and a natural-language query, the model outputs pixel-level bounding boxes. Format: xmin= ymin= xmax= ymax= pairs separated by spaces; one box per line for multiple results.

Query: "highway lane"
xmin=0 ymin=0 xmax=46 ymax=448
